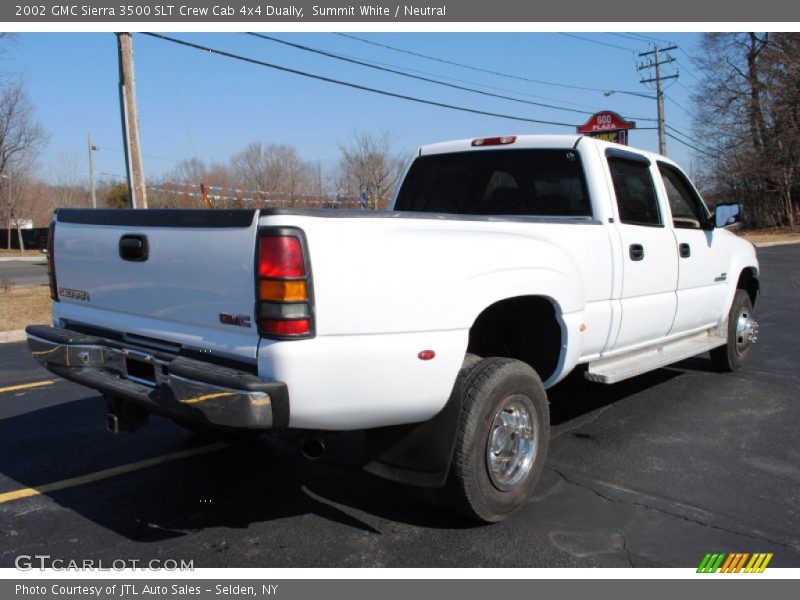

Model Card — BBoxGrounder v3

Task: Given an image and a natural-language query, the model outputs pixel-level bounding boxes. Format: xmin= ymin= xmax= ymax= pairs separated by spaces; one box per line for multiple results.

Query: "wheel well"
xmin=467 ymin=296 xmax=562 ymax=383
xmin=737 ymin=268 xmax=759 ymax=307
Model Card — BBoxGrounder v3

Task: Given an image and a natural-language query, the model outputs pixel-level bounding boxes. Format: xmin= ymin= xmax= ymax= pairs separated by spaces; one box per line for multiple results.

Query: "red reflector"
xmin=259 ymin=236 xmax=305 ymax=278
xmin=471 ymin=136 xmax=517 ymax=147
xmin=418 ymin=350 xmax=436 ymax=361
xmin=260 ymin=318 xmax=310 ymax=336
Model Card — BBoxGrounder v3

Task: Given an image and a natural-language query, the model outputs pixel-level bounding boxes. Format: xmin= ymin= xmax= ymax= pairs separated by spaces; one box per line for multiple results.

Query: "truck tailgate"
xmin=51 ymin=209 xmax=261 ymax=360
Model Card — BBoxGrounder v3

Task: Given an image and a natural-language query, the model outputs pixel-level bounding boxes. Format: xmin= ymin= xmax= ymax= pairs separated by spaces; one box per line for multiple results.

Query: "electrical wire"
xmin=620 ymin=32 xmax=678 ymax=46
xmin=141 ymin=33 xmax=580 ymax=128
xmin=248 ymin=32 xmax=607 ymax=117
xmin=335 ymin=32 xmax=646 ymax=96
xmin=666 ymin=132 xmax=715 ymax=157
xmin=559 ymin=33 xmax=637 ymax=52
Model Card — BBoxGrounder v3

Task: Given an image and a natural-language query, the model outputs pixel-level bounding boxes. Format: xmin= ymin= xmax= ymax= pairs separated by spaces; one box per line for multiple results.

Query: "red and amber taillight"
xmin=256 ymin=229 xmax=313 ymax=339
xmin=47 ymin=221 xmax=58 ymax=302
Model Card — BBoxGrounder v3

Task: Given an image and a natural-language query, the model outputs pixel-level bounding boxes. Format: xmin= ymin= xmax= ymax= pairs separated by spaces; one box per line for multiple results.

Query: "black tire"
xmin=710 ymin=289 xmax=756 ymax=372
xmin=442 ymin=357 xmax=550 ymax=523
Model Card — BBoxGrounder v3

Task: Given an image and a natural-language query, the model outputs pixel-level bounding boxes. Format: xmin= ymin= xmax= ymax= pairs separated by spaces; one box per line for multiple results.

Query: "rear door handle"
xmin=119 ymin=234 xmax=149 ymax=262
xmin=679 ymin=243 xmax=691 ymax=258
xmin=629 ymin=244 xmax=644 ymax=261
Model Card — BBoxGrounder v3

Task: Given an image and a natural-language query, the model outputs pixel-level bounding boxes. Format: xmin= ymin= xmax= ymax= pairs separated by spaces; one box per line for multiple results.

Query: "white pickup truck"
xmin=27 ymin=134 xmax=759 ymax=522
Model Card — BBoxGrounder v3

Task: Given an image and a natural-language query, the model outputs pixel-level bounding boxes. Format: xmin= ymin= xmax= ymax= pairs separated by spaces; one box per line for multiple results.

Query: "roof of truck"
xmin=419 ymin=134 xmax=583 ymax=156
xmin=417 ymin=134 xmax=674 ymax=167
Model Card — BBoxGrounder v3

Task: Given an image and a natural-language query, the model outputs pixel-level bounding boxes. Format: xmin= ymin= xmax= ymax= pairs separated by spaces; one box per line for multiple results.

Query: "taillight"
xmin=256 ymin=229 xmax=313 ymax=339
xmin=47 ymin=221 xmax=58 ymax=302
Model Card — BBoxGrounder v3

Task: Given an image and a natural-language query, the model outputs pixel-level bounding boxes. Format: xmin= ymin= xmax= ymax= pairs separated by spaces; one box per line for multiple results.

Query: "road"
xmin=1 ymin=245 xmax=799 ymax=568
xmin=0 ymin=259 xmax=48 ymax=286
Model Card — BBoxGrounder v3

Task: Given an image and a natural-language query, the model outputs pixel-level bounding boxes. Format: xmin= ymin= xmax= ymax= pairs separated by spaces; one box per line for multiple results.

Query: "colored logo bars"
xmin=697 ymin=552 xmax=773 ymax=573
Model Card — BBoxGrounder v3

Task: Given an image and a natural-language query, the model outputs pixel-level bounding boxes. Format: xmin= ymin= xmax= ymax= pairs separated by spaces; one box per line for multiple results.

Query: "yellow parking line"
xmin=0 ymin=442 xmax=227 ymax=505
xmin=0 ymin=380 xmax=55 ymax=394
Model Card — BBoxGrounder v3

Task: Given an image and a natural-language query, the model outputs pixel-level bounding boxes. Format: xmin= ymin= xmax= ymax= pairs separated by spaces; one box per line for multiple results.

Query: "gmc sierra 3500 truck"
xmin=27 ymin=134 xmax=759 ymax=522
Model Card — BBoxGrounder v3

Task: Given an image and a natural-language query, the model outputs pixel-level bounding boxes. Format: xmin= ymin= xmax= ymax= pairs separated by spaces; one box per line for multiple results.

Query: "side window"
xmin=658 ymin=164 xmax=708 ymax=229
xmin=608 ymin=158 xmax=662 ymax=226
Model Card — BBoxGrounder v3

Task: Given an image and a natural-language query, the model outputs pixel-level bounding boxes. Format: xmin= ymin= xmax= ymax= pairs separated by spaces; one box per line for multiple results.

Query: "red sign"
xmin=576 ymin=111 xmax=636 ymax=145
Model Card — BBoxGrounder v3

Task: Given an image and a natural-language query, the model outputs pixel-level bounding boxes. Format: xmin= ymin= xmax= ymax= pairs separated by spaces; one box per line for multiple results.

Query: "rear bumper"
xmin=25 ymin=325 xmax=289 ymax=430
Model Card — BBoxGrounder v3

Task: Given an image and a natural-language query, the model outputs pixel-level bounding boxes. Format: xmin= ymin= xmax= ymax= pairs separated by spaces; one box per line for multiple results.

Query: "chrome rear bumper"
xmin=26 ymin=325 xmax=289 ymax=430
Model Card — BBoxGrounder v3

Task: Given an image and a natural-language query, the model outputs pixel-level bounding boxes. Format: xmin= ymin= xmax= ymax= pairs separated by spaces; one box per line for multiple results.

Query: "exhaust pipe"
xmin=301 ymin=434 xmax=326 ymax=460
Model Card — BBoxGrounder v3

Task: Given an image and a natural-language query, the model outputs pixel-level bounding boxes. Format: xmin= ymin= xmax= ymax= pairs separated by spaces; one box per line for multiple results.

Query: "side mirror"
xmin=713 ymin=202 xmax=744 ymax=229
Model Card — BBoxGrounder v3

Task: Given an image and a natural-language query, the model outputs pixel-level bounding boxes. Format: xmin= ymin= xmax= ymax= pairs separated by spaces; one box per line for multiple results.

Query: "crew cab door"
xmin=606 ymin=149 xmax=678 ymax=350
xmin=657 ymin=162 xmax=729 ymax=334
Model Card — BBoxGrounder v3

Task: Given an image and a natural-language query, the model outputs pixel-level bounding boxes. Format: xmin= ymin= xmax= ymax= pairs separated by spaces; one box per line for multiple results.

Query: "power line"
xmin=665 ymin=132 xmax=715 ymax=157
xmin=248 ymin=32 xmax=607 ymax=117
xmin=665 ymin=94 xmax=700 ymax=121
xmin=141 ymin=33 xmax=579 ymax=128
xmin=675 ymin=80 xmax=695 ymax=95
xmin=97 ymin=145 xmax=180 ymax=163
xmin=335 ymin=32 xmax=646 ymax=95
xmin=558 ymin=33 xmax=637 ymax=52
xmin=621 ymin=32 xmax=678 ymax=45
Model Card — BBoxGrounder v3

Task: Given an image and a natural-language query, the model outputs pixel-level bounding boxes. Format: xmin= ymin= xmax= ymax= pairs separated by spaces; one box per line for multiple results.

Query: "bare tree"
xmin=692 ymin=33 xmax=800 ymax=228
xmin=231 ymin=142 xmax=313 ymax=203
xmin=0 ymin=82 xmax=47 ymax=250
xmin=337 ymin=130 xmax=405 ymax=210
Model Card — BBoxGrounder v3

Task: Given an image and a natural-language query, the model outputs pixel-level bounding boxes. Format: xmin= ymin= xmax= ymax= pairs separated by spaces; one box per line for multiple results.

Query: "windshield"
xmin=394 ymin=149 xmax=592 ymax=217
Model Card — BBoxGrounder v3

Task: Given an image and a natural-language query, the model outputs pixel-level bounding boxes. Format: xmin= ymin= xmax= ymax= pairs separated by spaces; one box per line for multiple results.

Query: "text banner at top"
xmin=4 ymin=0 xmax=800 ymax=22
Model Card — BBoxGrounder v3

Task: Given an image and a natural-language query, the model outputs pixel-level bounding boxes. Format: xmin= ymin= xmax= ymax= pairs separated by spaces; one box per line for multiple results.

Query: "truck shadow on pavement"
xmin=0 ymin=362 xmax=691 ymax=554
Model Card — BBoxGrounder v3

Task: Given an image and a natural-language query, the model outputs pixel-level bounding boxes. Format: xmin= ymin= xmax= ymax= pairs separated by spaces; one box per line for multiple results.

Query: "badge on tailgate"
xmin=59 ymin=287 xmax=90 ymax=301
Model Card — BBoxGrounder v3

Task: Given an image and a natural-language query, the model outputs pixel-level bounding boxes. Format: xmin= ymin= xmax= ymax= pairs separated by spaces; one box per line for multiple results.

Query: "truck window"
xmin=658 ymin=163 xmax=709 ymax=229
xmin=394 ymin=149 xmax=592 ymax=217
xmin=608 ymin=158 xmax=663 ymax=227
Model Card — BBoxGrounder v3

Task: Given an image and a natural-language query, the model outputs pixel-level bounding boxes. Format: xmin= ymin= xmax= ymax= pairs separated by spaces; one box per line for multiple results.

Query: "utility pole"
xmin=638 ymin=44 xmax=678 ymax=156
xmin=87 ymin=134 xmax=98 ymax=209
xmin=116 ymin=32 xmax=148 ymax=208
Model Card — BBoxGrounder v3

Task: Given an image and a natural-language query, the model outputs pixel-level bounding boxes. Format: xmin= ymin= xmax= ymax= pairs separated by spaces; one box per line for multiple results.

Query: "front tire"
xmin=443 ymin=357 xmax=549 ymax=523
xmin=710 ymin=289 xmax=757 ymax=372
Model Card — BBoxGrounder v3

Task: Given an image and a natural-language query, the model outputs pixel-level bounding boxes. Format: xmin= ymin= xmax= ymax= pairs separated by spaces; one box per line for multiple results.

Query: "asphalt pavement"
xmin=0 ymin=258 xmax=48 ymax=286
xmin=0 ymin=245 xmax=798 ymax=568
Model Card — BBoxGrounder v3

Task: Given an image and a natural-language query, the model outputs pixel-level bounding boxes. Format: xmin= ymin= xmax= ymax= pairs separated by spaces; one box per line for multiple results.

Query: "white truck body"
xmin=28 ymin=135 xmax=759 ymax=520
xmin=43 ymin=135 xmax=757 ymax=429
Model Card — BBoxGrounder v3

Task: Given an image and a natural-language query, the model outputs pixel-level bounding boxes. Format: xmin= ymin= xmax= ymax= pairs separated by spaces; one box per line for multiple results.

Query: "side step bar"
xmin=585 ymin=330 xmax=727 ymax=384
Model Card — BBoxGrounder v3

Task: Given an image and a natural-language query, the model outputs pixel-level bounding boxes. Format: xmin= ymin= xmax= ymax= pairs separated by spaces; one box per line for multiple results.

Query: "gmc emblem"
xmin=219 ymin=313 xmax=252 ymax=328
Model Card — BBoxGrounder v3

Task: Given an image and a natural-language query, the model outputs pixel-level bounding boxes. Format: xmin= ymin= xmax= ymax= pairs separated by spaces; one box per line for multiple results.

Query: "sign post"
xmin=576 ymin=111 xmax=636 ymax=145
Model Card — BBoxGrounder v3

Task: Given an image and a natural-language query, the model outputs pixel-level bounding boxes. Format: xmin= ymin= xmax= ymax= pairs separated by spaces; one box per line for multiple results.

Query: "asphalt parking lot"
xmin=1 ymin=244 xmax=799 ymax=569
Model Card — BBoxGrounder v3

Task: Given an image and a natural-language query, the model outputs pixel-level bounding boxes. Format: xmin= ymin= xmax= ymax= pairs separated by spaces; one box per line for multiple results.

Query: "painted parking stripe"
xmin=0 ymin=442 xmax=227 ymax=504
xmin=0 ymin=380 xmax=55 ymax=394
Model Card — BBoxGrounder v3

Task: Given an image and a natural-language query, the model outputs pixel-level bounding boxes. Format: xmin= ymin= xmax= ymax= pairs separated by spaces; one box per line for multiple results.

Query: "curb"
xmin=0 ymin=330 xmax=26 ymax=344
xmin=0 ymin=256 xmax=46 ymax=262
xmin=751 ymin=239 xmax=800 ymax=248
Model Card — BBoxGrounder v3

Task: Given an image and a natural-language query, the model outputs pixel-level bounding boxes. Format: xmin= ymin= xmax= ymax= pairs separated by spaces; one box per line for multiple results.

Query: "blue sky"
xmin=8 ymin=32 xmax=703 ymax=184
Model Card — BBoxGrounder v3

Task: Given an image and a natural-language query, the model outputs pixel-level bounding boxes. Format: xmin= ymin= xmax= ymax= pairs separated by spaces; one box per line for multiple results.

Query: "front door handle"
xmin=629 ymin=244 xmax=645 ymax=261
xmin=679 ymin=243 xmax=691 ymax=258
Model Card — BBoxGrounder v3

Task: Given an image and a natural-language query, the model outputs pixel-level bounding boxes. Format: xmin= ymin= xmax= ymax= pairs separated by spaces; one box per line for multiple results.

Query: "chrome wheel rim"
xmin=735 ymin=308 xmax=758 ymax=355
xmin=486 ymin=395 xmax=538 ymax=492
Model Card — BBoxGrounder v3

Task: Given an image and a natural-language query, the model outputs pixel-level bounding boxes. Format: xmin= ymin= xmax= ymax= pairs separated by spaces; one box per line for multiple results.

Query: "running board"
xmin=585 ymin=331 xmax=727 ymax=384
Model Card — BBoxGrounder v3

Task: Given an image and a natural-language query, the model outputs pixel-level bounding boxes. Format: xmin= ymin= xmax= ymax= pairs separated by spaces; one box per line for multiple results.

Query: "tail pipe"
xmin=301 ymin=433 xmax=326 ymax=460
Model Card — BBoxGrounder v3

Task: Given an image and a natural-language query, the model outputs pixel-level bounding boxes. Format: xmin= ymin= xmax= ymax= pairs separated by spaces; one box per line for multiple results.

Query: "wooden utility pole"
xmin=638 ymin=44 xmax=678 ymax=156
xmin=116 ymin=32 xmax=147 ymax=208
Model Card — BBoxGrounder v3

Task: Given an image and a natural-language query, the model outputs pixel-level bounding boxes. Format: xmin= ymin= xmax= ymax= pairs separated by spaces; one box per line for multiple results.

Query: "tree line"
xmin=692 ymin=32 xmax=800 ymax=228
